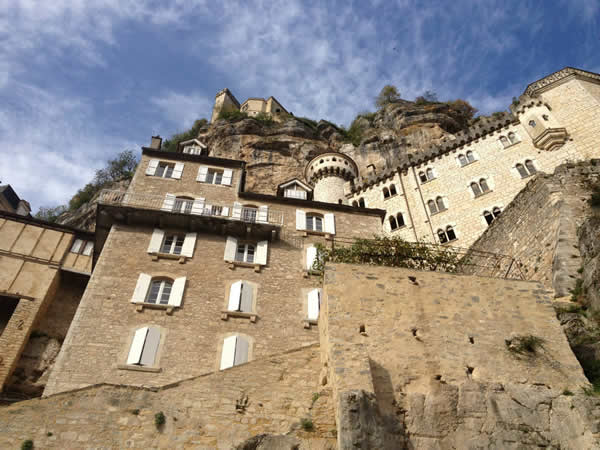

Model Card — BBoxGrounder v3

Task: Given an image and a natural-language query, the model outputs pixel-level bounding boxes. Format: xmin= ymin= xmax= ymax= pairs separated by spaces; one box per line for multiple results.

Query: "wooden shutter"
xmin=222 ymin=169 xmax=233 ymax=186
xmin=232 ymin=202 xmax=242 ymax=220
xmin=240 ymin=281 xmax=253 ymax=312
xmin=172 ymin=162 xmax=184 ymax=179
xmin=228 ymin=281 xmax=242 ymax=311
xmin=306 ymin=246 xmax=317 ymax=271
xmin=71 ymin=238 xmax=83 ymax=253
xmin=131 ymin=273 xmax=152 ymax=303
xmin=147 ymin=229 xmax=164 ymax=253
xmin=161 ymin=193 xmax=175 ymax=211
xmin=191 ymin=197 xmax=206 ymax=215
xmin=146 ymin=159 xmax=159 ymax=176
xmin=169 ymin=277 xmax=186 ymax=307
xmin=234 ymin=336 xmax=249 ymax=365
xmin=224 ymin=236 xmax=237 ymax=261
xmin=257 ymin=205 xmax=269 ymax=223
xmin=181 ymin=233 xmax=197 ymax=257
xmin=127 ymin=327 xmax=148 ymax=365
xmin=220 ymin=335 xmax=237 ymax=370
xmin=324 ymin=213 xmax=336 ymax=234
xmin=82 ymin=241 xmax=94 ymax=256
xmin=197 ymin=166 xmax=208 ymax=182
xmin=221 ymin=206 xmax=230 ymax=217
xmin=296 ymin=210 xmax=306 ymax=230
xmin=139 ymin=326 xmax=160 ymax=366
xmin=256 ymin=240 xmax=268 ymax=265
xmin=307 ymin=288 xmax=321 ymax=320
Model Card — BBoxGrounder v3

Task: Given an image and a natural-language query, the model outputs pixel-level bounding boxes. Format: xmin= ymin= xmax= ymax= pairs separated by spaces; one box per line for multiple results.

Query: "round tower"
xmin=305 ymin=152 xmax=358 ymax=204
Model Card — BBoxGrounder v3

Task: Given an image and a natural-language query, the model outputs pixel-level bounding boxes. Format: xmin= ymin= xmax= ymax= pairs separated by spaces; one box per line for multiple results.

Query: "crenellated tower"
xmin=305 ymin=152 xmax=358 ymax=204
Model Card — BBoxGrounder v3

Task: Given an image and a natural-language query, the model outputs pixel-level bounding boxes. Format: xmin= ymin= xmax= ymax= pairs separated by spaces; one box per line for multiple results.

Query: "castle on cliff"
xmin=1 ymin=66 xmax=600 ymax=448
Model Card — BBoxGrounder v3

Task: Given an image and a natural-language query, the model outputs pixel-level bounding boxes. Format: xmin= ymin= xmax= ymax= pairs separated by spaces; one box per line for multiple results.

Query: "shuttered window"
xmin=225 ymin=238 xmax=268 ymax=265
xmin=127 ymin=326 xmax=161 ymax=366
xmin=161 ymin=235 xmax=184 ymax=254
xmin=307 ymin=288 xmax=321 ymax=321
xmin=146 ymin=280 xmax=173 ymax=305
xmin=131 ymin=274 xmax=186 ymax=307
xmin=228 ymin=281 xmax=254 ymax=313
xmin=306 ymin=245 xmax=317 ymax=271
xmin=197 ymin=166 xmax=233 ymax=185
xmin=220 ymin=335 xmax=250 ymax=370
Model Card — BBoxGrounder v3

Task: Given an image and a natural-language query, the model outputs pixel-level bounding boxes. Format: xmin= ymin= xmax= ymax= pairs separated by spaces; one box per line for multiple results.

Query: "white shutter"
xmin=220 ymin=335 xmax=237 ymax=370
xmin=181 ymin=232 xmax=197 ymax=257
xmin=221 ymin=206 xmax=230 ymax=217
xmin=197 ymin=166 xmax=208 ymax=182
xmin=172 ymin=162 xmax=184 ymax=179
xmin=161 ymin=193 xmax=176 ymax=211
xmin=257 ymin=205 xmax=269 ymax=223
xmin=139 ymin=326 xmax=160 ymax=366
xmin=168 ymin=277 xmax=186 ymax=307
xmin=232 ymin=202 xmax=242 ymax=220
xmin=222 ymin=169 xmax=233 ymax=186
xmin=324 ymin=213 xmax=336 ymax=235
xmin=204 ymin=203 xmax=213 ymax=215
xmin=306 ymin=246 xmax=317 ymax=271
xmin=224 ymin=236 xmax=238 ymax=261
xmin=191 ymin=197 xmax=206 ymax=215
xmin=146 ymin=159 xmax=159 ymax=176
xmin=228 ymin=281 xmax=242 ymax=311
xmin=71 ymin=239 xmax=83 ymax=253
xmin=132 ymin=273 xmax=152 ymax=303
xmin=147 ymin=229 xmax=164 ymax=253
xmin=256 ymin=240 xmax=268 ymax=265
xmin=234 ymin=337 xmax=249 ymax=366
xmin=307 ymin=289 xmax=321 ymax=320
xmin=82 ymin=241 xmax=94 ymax=256
xmin=296 ymin=210 xmax=306 ymax=230
xmin=240 ymin=281 xmax=253 ymax=312
xmin=127 ymin=327 xmax=148 ymax=365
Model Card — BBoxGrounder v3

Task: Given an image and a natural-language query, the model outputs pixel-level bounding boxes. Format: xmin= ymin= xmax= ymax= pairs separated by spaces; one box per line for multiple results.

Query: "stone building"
xmin=210 ymin=88 xmax=289 ymax=123
xmin=0 ymin=185 xmax=31 ymax=216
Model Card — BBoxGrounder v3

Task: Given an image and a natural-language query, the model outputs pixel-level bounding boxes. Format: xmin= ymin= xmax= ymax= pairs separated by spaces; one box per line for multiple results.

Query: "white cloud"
xmin=151 ymin=91 xmax=213 ymax=130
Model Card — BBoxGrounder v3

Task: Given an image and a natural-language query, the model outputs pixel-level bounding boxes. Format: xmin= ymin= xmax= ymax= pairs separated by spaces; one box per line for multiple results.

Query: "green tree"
xmin=375 ymin=85 xmax=401 ymax=108
xmin=35 ymin=205 xmax=67 ymax=223
xmin=161 ymin=119 xmax=209 ymax=153
xmin=94 ymin=150 xmax=138 ymax=185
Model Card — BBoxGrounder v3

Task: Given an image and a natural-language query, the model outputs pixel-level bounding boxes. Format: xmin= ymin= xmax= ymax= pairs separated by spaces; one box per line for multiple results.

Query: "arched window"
xmin=446 ymin=226 xmax=457 ymax=241
xmin=458 ymin=154 xmax=468 ymax=167
xmin=470 ymin=182 xmax=482 ymax=196
xmin=508 ymin=132 xmax=518 ymax=144
xmin=500 ymin=136 xmax=509 ymax=148
xmin=147 ymin=278 xmax=174 ymax=305
xmin=359 ymin=198 xmax=365 ymax=208
xmin=466 ymin=151 xmax=475 ymax=163
xmin=390 ymin=184 xmax=397 ymax=196
xmin=492 ymin=207 xmax=501 ymax=218
xmin=419 ymin=171 xmax=427 ymax=183
xmin=389 ymin=216 xmax=398 ymax=231
xmin=127 ymin=326 xmax=161 ymax=367
xmin=426 ymin=168 xmax=434 ymax=180
xmin=338 ymin=199 xmax=343 ymax=204
xmin=241 ymin=204 xmax=258 ymax=222
xmin=396 ymin=213 xmax=405 ymax=227
xmin=174 ymin=196 xmax=194 ymax=214
xmin=436 ymin=196 xmax=445 ymax=212
xmin=428 ymin=199 xmax=438 ymax=215
xmin=483 ymin=210 xmax=494 ymax=225
xmin=479 ymin=178 xmax=489 ymax=193
xmin=437 ymin=229 xmax=448 ymax=244
xmin=220 ymin=335 xmax=250 ymax=370
xmin=525 ymin=160 xmax=537 ymax=175
xmin=516 ymin=163 xmax=529 ymax=178
xmin=352 ymin=200 xmax=358 ymax=207
xmin=383 ymin=187 xmax=390 ymax=199
xmin=306 ymin=214 xmax=324 ymax=232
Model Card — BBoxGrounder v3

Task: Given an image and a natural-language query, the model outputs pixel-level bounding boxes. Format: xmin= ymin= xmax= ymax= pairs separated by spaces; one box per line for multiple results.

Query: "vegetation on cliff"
xmin=161 ymin=119 xmax=209 ymax=153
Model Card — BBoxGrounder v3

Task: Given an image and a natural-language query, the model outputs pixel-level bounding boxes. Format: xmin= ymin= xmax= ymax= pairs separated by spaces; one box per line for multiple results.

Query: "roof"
xmin=142 ymin=148 xmax=246 ymax=168
xmin=277 ymin=178 xmax=313 ymax=192
xmin=178 ymin=138 xmax=207 ymax=148
xmin=523 ymin=66 xmax=600 ymax=97
xmin=0 ymin=184 xmax=20 ymax=210
xmin=0 ymin=209 xmax=94 ymax=238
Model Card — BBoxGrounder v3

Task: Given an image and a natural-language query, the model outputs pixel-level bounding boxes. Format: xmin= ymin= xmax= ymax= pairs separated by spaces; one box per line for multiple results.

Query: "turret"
xmin=305 ymin=152 xmax=358 ymax=204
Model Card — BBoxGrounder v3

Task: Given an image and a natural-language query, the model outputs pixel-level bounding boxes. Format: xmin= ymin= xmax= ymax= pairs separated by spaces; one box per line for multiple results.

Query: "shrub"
xmin=131 ymin=409 xmax=140 ymax=415
xmin=161 ymin=119 xmax=208 ymax=153
xmin=218 ymin=110 xmax=248 ymax=122
xmin=562 ymin=389 xmax=574 ymax=396
xmin=375 ymin=85 xmax=401 ymax=108
xmin=570 ymin=278 xmax=586 ymax=302
xmin=21 ymin=441 xmax=33 ymax=450
xmin=154 ymin=411 xmax=166 ymax=428
xmin=506 ymin=335 xmax=545 ymax=355
xmin=253 ymin=112 xmax=275 ymax=126
xmin=300 ymin=418 xmax=314 ymax=431
xmin=295 ymin=116 xmax=319 ymax=129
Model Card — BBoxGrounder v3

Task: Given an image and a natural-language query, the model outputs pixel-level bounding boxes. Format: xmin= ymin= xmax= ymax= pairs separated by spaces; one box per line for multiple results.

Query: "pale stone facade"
xmin=210 ymin=88 xmax=288 ymax=123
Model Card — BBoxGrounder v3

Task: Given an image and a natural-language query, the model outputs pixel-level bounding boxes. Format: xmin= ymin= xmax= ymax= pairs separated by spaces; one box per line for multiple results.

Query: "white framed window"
xmin=508 ymin=132 xmax=519 ymax=144
xmin=296 ymin=210 xmax=335 ymax=234
xmin=457 ymin=151 xmax=477 ymax=167
xmin=499 ymin=136 xmax=509 ymax=148
xmin=306 ymin=214 xmax=323 ymax=232
xmin=224 ymin=237 xmax=268 ymax=265
xmin=220 ymin=335 xmax=250 ymax=370
xmin=161 ymin=235 xmax=184 ymax=255
xmin=70 ymin=238 xmax=83 ymax=253
xmin=145 ymin=160 xmax=184 ymax=179
xmin=156 ymin=162 xmax=175 ymax=178
xmin=197 ymin=166 xmax=233 ymax=186
xmin=183 ymin=146 xmax=207 ymax=156
xmin=127 ymin=326 xmax=161 ymax=367
xmin=82 ymin=241 xmax=94 ymax=256
xmin=228 ymin=281 xmax=254 ymax=313
xmin=284 ymin=188 xmax=307 ymax=199
xmin=70 ymin=239 xmax=93 ymax=255
xmin=419 ymin=168 xmax=436 ymax=183
xmin=131 ymin=274 xmax=186 ymax=307
xmin=470 ymin=179 xmax=490 ymax=197
xmin=235 ymin=243 xmax=255 ymax=263
xmin=147 ymin=229 xmax=197 ymax=258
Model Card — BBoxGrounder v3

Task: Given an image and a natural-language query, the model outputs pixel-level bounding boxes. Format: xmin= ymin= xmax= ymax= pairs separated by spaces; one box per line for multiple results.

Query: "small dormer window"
xmin=183 ymin=146 xmax=207 ymax=156
xmin=284 ymin=187 xmax=307 ymax=199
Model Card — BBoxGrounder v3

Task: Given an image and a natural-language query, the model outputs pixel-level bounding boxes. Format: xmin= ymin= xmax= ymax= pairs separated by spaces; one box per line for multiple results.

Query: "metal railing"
xmin=98 ymin=190 xmax=284 ymax=226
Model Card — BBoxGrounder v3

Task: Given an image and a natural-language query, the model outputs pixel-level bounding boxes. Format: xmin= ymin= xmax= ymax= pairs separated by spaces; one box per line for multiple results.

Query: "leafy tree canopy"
xmin=161 ymin=119 xmax=208 ymax=153
xmin=375 ymin=85 xmax=401 ymax=108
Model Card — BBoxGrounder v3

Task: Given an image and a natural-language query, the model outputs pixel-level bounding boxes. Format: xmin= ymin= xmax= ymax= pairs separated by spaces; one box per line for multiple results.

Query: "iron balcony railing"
xmin=98 ymin=190 xmax=284 ymax=226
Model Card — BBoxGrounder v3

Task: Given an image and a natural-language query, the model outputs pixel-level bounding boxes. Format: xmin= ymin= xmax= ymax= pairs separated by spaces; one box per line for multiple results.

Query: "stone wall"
xmin=0 ymin=345 xmax=337 ymax=449
xmin=320 ymin=263 xmax=599 ymax=448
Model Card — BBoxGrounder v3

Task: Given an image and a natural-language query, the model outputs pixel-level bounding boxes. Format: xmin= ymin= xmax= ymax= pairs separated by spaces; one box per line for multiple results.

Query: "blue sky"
xmin=1 ymin=0 xmax=599 ymax=212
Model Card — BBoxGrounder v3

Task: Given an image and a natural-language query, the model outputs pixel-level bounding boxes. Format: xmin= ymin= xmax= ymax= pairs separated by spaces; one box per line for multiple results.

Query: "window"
xmin=307 ymin=289 xmax=321 ymax=321
xmin=241 ymin=206 xmax=258 ymax=223
xmin=306 ymin=214 xmax=323 ymax=232
xmin=419 ymin=171 xmax=427 ymax=183
xmin=155 ymin=162 xmax=174 ymax=178
xmin=306 ymin=245 xmax=317 ymax=271
xmin=483 ymin=207 xmax=502 ymax=225
xmin=197 ymin=166 xmax=233 ymax=185
xmin=146 ymin=160 xmax=183 ymax=179
xmin=466 ymin=151 xmax=476 ymax=163
xmin=174 ymin=196 xmax=194 ymax=214
xmin=220 ymin=335 xmax=250 ymax=370
xmin=458 ymin=154 xmax=468 ymax=167
xmin=419 ymin=169 xmax=435 ymax=183
xmin=359 ymin=198 xmax=365 ymax=208
xmin=183 ymin=146 xmax=207 ymax=156
xmin=525 ymin=160 xmax=537 ymax=175
xmin=383 ymin=187 xmax=390 ymax=199
xmin=436 ymin=196 xmax=446 ymax=212
xmin=131 ymin=274 xmax=185 ymax=307
xmin=428 ymin=199 xmax=437 ymax=215
xmin=426 ymin=169 xmax=434 ymax=181
xmin=471 ymin=179 xmax=490 ymax=197
xmin=396 ymin=212 xmax=405 ymax=227
xmin=235 ymin=243 xmax=255 ymax=263
xmin=516 ymin=160 xmax=537 ymax=178
xmin=390 ymin=184 xmax=397 ymax=196
xmin=161 ymin=235 xmax=184 ymax=255
xmin=500 ymin=136 xmax=509 ymax=148
xmin=529 ymin=120 xmax=536 ymax=127
xmin=352 ymin=200 xmax=358 ymax=207
xmin=284 ymin=188 xmax=307 ymax=199
xmin=428 ymin=197 xmax=446 ymax=215
xmin=70 ymin=239 xmax=93 ymax=255
xmin=126 ymin=326 xmax=161 ymax=367
xmin=146 ymin=279 xmax=173 ymax=305
xmin=508 ymin=132 xmax=518 ymax=144
xmin=228 ymin=281 xmax=254 ymax=313
xmin=437 ymin=226 xmax=457 ymax=244
xmin=389 ymin=215 xmax=398 ymax=231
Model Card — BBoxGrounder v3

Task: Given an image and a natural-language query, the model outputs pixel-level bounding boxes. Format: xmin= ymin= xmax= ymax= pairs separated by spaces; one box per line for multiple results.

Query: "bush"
xmin=161 ymin=119 xmax=208 ymax=153
xmin=570 ymin=278 xmax=586 ymax=302
xmin=375 ymin=85 xmax=401 ymax=108
xmin=218 ymin=110 xmax=248 ymax=122
xmin=295 ymin=116 xmax=319 ymax=129
xmin=154 ymin=411 xmax=166 ymax=428
xmin=445 ymin=99 xmax=478 ymax=129
xmin=415 ymin=90 xmax=438 ymax=105
xmin=506 ymin=335 xmax=545 ymax=355
xmin=253 ymin=112 xmax=275 ymax=126
xmin=21 ymin=440 xmax=33 ymax=450
xmin=300 ymin=418 xmax=314 ymax=431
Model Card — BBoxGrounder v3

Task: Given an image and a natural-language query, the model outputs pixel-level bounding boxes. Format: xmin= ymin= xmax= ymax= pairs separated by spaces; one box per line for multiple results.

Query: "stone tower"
xmin=210 ymin=88 xmax=241 ymax=123
xmin=305 ymin=152 xmax=358 ymax=204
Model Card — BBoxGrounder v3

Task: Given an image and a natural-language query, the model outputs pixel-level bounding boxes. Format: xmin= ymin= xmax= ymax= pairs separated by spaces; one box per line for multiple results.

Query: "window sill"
xmin=196 ymin=181 xmax=232 ymax=187
xmin=429 ymin=209 xmax=448 ymax=216
xmin=146 ymin=175 xmax=177 ymax=181
xmin=150 ymin=253 xmax=187 ymax=264
xmin=303 ymin=269 xmax=322 ymax=278
xmin=440 ymin=239 xmax=458 ymax=246
xmin=134 ymin=303 xmax=176 ymax=315
xmin=473 ymin=190 xmax=493 ymax=199
xmin=301 ymin=230 xmax=333 ymax=239
xmin=391 ymin=225 xmax=407 ymax=232
xmin=502 ymin=141 xmax=520 ymax=149
xmin=459 ymin=160 xmax=478 ymax=168
xmin=383 ymin=194 xmax=399 ymax=201
xmin=227 ymin=261 xmax=264 ymax=272
xmin=303 ymin=319 xmax=318 ymax=329
xmin=221 ymin=310 xmax=258 ymax=322
xmin=520 ymin=174 xmax=535 ymax=179
xmin=117 ymin=364 xmax=162 ymax=373
xmin=420 ymin=178 xmax=437 ymax=185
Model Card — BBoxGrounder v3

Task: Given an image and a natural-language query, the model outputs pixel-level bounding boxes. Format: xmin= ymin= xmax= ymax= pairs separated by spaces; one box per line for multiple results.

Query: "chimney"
xmin=150 ymin=135 xmax=162 ymax=150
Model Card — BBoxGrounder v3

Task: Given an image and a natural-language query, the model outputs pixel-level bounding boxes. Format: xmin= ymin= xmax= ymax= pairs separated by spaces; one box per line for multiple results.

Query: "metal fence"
xmin=98 ymin=190 xmax=284 ymax=226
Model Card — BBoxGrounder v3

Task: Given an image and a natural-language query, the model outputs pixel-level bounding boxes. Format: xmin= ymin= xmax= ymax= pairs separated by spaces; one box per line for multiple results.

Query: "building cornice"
xmin=142 ymin=148 xmax=246 ymax=168
xmin=523 ymin=67 xmax=600 ymax=97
